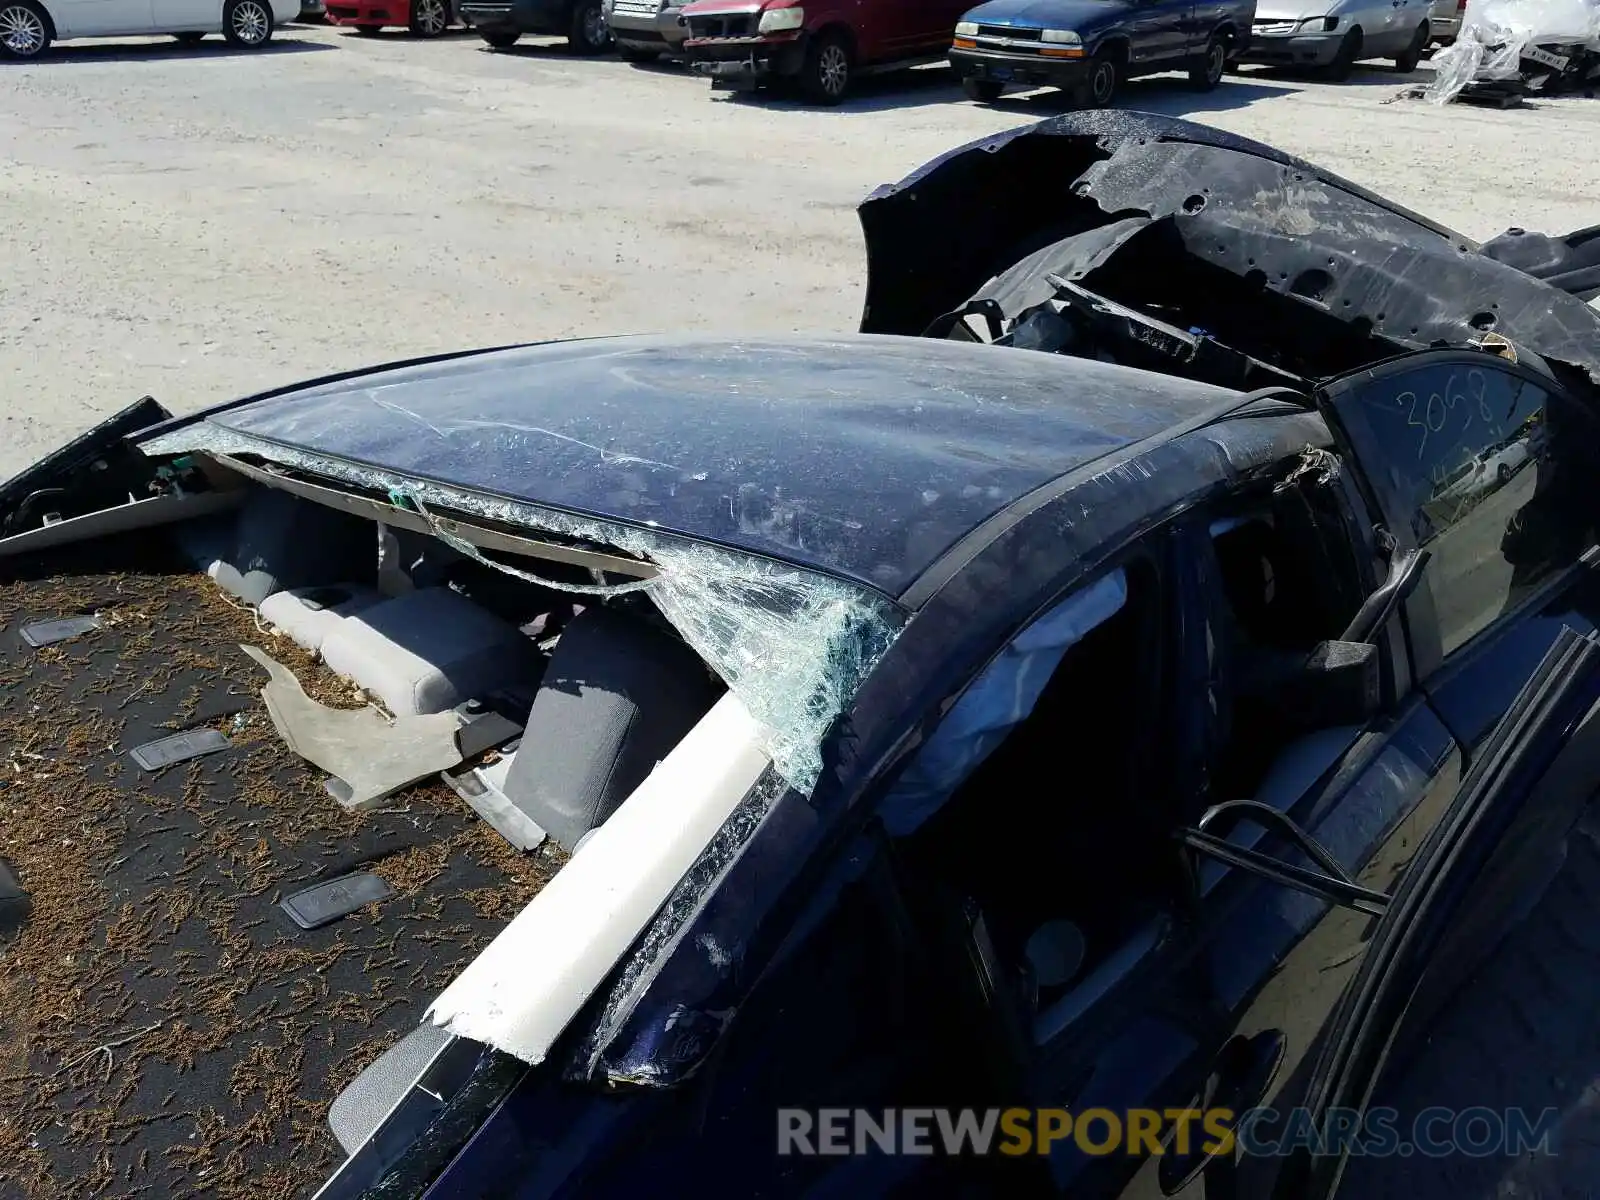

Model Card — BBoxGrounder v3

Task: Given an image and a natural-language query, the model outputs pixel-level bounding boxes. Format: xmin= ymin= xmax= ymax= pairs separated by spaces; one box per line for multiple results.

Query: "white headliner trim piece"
xmin=426 ymin=692 xmax=771 ymax=1064
xmin=0 ymin=490 xmax=244 ymax=558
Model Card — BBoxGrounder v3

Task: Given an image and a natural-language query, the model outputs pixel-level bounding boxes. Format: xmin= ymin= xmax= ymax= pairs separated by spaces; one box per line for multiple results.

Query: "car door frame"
xmin=1275 ymin=350 xmax=1600 ymax=1195
xmin=1293 ymin=625 xmax=1600 ymax=1198
xmin=1122 ymin=0 xmax=1196 ymax=69
xmin=1314 ymin=348 xmax=1600 ymax=694
xmin=917 ymin=454 xmax=1453 ymax=1198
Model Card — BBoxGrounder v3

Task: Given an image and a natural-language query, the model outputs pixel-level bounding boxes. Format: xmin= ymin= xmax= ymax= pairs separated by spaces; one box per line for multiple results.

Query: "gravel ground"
xmin=2 ymin=26 xmax=1599 ymax=477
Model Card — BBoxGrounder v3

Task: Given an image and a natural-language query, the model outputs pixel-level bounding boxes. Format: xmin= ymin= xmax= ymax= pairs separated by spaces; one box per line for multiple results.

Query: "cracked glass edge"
xmin=143 ymin=424 xmax=905 ymax=794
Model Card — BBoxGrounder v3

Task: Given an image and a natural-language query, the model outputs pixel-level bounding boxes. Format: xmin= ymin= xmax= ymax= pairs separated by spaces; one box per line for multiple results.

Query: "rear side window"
xmin=1333 ymin=357 xmax=1599 ymax=656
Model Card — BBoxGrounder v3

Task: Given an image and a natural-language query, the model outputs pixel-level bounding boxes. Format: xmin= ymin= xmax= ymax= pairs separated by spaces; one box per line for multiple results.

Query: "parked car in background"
xmin=0 ymin=0 xmax=294 ymax=56
xmin=462 ymin=0 xmax=610 ymax=51
xmin=681 ymin=0 xmax=970 ymax=103
xmin=1429 ymin=0 xmax=1464 ymax=42
xmin=949 ymin=0 xmax=1254 ymax=105
xmin=1240 ymin=0 xmax=1431 ymax=76
xmin=299 ymin=0 xmax=326 ymax=17
xmin=604 ymin=0 xmax=685 ymax=58
xmin=325 ymin=0 xmax=457 ymax=34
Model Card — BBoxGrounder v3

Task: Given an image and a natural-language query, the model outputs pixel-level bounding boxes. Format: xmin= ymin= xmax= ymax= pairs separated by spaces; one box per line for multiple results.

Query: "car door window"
xmin=1326 ymin=354 xmax=1600 ymax=658
xmin=884 ymin=550 xmax=1175 ymax=1017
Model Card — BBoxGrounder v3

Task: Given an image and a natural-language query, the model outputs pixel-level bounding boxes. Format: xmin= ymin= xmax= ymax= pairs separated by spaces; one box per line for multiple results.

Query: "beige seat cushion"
xmin=320 ymin=588 xmax=537 ymax=716
xmin=259 ymin=584 xmax=385 ymax=654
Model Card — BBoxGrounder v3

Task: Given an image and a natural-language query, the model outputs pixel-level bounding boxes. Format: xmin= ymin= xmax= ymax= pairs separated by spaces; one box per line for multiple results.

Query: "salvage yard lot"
xmin=1 ymin=25 xmax=1599 ymax=478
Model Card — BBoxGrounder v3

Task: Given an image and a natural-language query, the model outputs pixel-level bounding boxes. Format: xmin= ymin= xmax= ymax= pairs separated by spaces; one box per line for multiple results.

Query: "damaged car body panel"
xmin=856 ymin=111 xmax=1600 ymax=391
xmin=7 ymin=115 xmax=1600 ymax=1200
xmin=153 ymin=332 xmax=1244 ymax=596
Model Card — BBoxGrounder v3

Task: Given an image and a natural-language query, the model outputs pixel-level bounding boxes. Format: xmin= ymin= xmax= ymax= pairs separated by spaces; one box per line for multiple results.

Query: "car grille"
xmin=970 ymin=25 xmax=1055 ymax=53
xmin=977 ymin=23 xmax=1037 ymax=38
xmin=1253 ymin=20 xmax=1298 ymax=34
xmin=686 ymin=12 xmax=754 ymax=36
xmin=611 ymin=0 xmax=661 ymax=14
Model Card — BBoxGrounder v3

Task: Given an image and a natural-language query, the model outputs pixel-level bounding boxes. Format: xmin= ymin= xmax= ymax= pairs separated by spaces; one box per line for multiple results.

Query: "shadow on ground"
xmin=4 ymin=35 xmax=333 ymax=63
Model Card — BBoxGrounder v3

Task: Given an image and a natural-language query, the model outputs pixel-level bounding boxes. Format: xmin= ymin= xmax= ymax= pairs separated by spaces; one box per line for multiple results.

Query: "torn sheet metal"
xmin=142 ymin=425 xmax=904 ymax=794
xmin=424 ymin=692 xmax=771 ymax=1064
xmin=856 ymin=112 xmax=1600 ymax=386
xmin=241 ymin=644 xmax=464 ymax=810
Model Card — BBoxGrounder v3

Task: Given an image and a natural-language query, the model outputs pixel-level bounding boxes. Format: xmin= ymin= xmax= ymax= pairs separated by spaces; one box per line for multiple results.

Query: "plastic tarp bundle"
xmin=1427 ymin=0 xmax=1600 ymax=103
xmin=879 ymin=569 xmax=1129 ymax=838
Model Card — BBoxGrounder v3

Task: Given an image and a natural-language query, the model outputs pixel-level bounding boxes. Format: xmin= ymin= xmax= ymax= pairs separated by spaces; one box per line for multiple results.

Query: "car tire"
xmin=1187 ymin=34 xmax=1226 ymax=89
xmin=482 ymin=28 xmax=518 ymax=46
xmin=962 ymin=77 xmax=1004 ymax=103
xmin=355 ymin=21 xmax=383 ymax=33
xmin=1323 ymin=26 xmax=1361 ymax=79
xmin=0 ymin=0 xmax=52 ymax=58
xmin=1394 ymin=21 xmax=1428 ymax=71
xmin=1081 ymin=47 xmax=1119 ymax=107
xmin=222 ymin=0 xmax=274 ymax=45
xmin=619 ymin=45 xmax=660 ymax=62
xmin=798 ymin=29 xmax=851 ymax=104
xmin=408 ymin=0 xmax=450 ymax=35
xmin=173 ymin=29 xmax=206 ymax=41
xmin=567 ymin=0 xmax=610 ymax=53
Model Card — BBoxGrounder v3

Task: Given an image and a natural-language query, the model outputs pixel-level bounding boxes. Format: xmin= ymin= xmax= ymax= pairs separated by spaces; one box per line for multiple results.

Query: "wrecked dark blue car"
xmin=4 ymin=113 xmax=1600 ymax=1200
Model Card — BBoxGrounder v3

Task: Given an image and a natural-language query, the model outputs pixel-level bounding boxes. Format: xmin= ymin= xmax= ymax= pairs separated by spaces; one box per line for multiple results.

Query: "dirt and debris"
xmin=0 ymin=536 xmax=563 ymax=1200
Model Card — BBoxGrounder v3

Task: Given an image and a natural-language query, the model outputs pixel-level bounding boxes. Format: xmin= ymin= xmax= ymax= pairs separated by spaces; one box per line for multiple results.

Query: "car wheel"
xmin=1188 ymin=34 xmax=1226 ymax=90
xmin=1497 ymin=462 xmax=1513 ymax=484
xmin=567 ymin=0 xmax=610 ymax=53
xmin=1081 ymin=48 xmax=1119 ymax=107
xmin=223 ymin=0 xmax=274 ymax=44
xmin=355 ymin=21 xmax=383 ymax=32
xmin=962 ymin=77 xmax=1004 ymax=103
xmin=619 ymin=45 xmax=660 ymax=62
xmin=1323 ymin=26 xmax=1361 ymax=79
xmin=798 ymin=29 xmax=851 ymax=103
xmin=1394 ymin=21 xmax=1428 ymax=71
xmin=174 ymin=29 xmax=206 ymax=41
xmin=0 ymin=0 xmax=51 ymax=58
xmin=408 ymin=0 xmax=450 ymax=35
xmin=482 ymin=28 xmax=518 ymax=45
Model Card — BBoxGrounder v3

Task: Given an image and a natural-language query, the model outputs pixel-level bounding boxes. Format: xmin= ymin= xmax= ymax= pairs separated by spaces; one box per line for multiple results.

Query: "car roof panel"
xmin=210 ymin=333 xmax=1241 ymax=594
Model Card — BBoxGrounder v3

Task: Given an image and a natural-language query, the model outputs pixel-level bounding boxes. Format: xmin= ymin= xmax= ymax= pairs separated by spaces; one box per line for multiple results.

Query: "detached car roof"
xmin=207 ymin=332 xmax=1241 ymax=596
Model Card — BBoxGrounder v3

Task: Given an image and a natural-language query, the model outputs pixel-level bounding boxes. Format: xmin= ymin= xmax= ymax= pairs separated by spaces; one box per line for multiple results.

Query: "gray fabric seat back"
xmin=502 ymin=607 xmax=720 ymax=852
xmin=211 ymin=490 xmax=374 ymax=606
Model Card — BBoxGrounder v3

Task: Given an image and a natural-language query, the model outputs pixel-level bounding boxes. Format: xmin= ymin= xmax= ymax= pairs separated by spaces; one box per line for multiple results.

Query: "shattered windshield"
xmin=140 ymin=424 xmax=906 ymax=794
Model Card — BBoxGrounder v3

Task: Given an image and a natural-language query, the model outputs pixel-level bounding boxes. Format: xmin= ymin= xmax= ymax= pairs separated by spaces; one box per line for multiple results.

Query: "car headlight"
xmin=757 ymin=5 xmax=804 ymax=32
xmin=954 ymin=19 xmax=978 ymax=35
xmin=1299 ymin=14 xmax=1337 ymax=30
xmin=1039 ymin=28 xmax=1080 ymax=43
